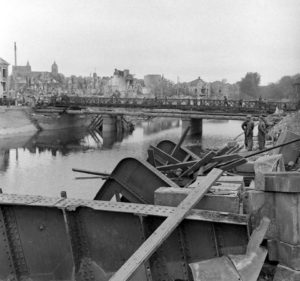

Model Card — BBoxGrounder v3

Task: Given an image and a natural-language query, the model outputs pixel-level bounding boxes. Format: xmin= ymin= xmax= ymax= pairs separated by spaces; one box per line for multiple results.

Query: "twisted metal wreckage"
xmin=1 ymin=126 xmax=299 ymax=281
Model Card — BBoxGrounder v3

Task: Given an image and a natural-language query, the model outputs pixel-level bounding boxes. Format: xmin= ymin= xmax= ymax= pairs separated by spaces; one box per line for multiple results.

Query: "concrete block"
xmin=154 ymin=187 xmax=240 ymax=213
xmin=275 ymin=193 xmax=300 ymax=244
xmin=248 ymin=191 xmax=300 ymax=245
xmin=268 ymin=240 xmax=300 ymax=270
xmin=242 ymin=190 xmax=265 ymax=214
xmin=255 ymin=172 xmax=300 ymax=192
xmin=273 ymin=265 xmax=300 ymax=281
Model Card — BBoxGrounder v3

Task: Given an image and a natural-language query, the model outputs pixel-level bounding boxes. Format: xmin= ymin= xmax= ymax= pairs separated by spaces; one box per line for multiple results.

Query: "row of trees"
xmin=151 ymin=72 xmax=300 ymax=101
xmin=238 ymin=72 xmax=300 ymax=101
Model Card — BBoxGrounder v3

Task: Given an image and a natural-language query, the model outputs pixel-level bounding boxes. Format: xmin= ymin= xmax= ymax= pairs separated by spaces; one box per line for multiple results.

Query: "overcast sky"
xmin=1 ymin=0 xmax=299 ymax=84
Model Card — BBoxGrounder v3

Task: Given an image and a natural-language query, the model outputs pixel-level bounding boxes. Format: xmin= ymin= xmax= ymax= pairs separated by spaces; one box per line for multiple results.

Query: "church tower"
xmin=51 ymin=61 xmax=58 ymax=75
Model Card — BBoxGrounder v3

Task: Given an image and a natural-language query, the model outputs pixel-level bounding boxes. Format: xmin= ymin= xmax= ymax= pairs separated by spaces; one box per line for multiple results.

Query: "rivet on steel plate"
xmin=60 ymin=191 xmax=67 ymax=198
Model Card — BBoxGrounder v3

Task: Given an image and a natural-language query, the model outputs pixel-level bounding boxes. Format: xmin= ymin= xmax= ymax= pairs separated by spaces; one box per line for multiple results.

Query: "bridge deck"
xmin=37 ymin=97 xmax=297 ymax=117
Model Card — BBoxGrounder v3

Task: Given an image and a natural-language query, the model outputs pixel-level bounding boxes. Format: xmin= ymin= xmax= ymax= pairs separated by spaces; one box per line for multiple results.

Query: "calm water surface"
xmin=0 ymin=118 xmax=245 ymax=199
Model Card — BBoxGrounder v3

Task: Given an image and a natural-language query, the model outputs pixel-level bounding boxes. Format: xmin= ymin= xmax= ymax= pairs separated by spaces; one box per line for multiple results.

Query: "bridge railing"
xmin=56 ymin=96 xmax=297 ymax=114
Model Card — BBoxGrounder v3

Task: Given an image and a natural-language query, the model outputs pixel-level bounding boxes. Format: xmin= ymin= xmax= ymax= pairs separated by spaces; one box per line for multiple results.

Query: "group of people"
xmin=241 ymin=115 xmax=267 ymax=151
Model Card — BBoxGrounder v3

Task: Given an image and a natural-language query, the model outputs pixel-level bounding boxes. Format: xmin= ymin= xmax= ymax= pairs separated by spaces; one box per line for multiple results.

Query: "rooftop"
xmin=0 ymin=57 xmax=9 ymax=65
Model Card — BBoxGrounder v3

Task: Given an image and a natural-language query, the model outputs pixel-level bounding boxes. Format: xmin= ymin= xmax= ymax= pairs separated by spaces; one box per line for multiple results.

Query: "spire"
xmin=14 ymin=42 xmax=17 ymax=66
xmin=51 ymin=61 xmax=58 ymax=75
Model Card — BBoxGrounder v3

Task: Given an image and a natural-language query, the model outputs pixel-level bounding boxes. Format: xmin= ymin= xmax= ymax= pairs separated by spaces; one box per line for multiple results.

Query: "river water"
xmin=0 ymin=118 xmax=244 ymax=199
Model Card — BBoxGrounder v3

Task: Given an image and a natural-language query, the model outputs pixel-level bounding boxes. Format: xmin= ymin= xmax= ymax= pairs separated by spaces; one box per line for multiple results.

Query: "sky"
xmin=1 ymin=0 xmax=299 ymax=85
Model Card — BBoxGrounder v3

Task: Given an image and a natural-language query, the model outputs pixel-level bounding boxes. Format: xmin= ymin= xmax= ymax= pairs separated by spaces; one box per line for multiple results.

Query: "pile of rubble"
xmin=0 ymin=123 xmax=300 ymax=280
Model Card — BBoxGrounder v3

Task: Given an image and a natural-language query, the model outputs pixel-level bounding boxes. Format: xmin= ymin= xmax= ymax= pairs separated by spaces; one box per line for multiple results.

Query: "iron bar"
xmin=72 ymin=168 xmax=110 ymax=177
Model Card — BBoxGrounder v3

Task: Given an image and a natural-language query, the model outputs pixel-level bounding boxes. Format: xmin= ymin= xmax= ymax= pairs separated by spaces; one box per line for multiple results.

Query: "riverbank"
xmin=0 ymin=106 xmax=95 ymax=137
xmin=0 ymin=106 xmax=38 ymax=136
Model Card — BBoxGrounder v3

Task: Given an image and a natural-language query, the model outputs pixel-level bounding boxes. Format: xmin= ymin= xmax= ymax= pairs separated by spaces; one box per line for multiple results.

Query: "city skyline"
xmin=1 ymin=0 xmax=300 ymax=85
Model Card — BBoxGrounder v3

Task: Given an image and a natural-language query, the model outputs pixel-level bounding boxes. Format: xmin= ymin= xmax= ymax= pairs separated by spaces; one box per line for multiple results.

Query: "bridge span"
xmin=47 ymin=96 xmax=296 ymax=114
xmin=36 ymin=97 xmax=296 ymax=136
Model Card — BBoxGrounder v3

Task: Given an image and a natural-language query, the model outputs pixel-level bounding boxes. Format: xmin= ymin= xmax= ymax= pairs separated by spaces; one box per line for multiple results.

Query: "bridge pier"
xmin=182 ymin=117 xmax=203 ymax=136
xmin=102 ymin=115 xmax=123 ymax=147
xmin=103 ymin=115 xmax=117 ymax=132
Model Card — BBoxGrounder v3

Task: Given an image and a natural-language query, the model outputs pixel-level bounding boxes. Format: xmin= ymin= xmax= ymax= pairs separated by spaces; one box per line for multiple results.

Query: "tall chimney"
xmin=14 ymin=42 xmax=17 ymax=66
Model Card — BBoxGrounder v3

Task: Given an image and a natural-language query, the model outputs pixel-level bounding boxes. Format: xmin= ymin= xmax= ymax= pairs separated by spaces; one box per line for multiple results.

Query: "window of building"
xmin=2 ymin=68 xmax=7 ymax=78
xmin=1 ymin=82 xmax=6 ymax=91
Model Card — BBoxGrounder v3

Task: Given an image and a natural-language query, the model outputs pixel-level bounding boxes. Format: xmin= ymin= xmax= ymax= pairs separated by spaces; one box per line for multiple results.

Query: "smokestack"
xmin=14 ymin=42 xmax=17 ymax=66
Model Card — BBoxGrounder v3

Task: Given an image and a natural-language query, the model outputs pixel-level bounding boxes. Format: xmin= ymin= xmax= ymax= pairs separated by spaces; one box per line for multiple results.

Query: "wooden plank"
xmin=150 ymin=145 xmax=180 ymax=164
xmin=225 ymin=144 xmax=239 ymax=155
xmin=220 ymin=158 xmax=248 ymax=171
xmin=157 ymin=160 xmax=197 ymax=172
xmin=211 ymin=154 xmax=242 ymax=163
xmin=230 ymin=145 xmax=243 ymax=154
xmin=109 ymin=168 xmax=223 ymax=281
xmin=171 ymin=126 xmax=190 ymax=157
xmin=179 ymin=151 xmax=216 ymax=178
xmin=215 ymin=145 xmax=230 ymax=156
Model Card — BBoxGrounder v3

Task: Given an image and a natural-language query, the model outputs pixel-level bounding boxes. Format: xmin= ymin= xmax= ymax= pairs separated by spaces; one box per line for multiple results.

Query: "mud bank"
xmin=0 ymin=106 xmax=38 ymax=136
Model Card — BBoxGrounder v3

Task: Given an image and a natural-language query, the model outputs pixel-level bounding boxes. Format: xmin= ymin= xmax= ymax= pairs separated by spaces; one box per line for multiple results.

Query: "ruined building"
xmin=0 ymin=58 xmax=9 ymax=97
xmin=11 ymin=61 xmax=64 ymax=93
xmin=186 ymin=76 xmax=210 ymax=97
xmin=109 ymin=69 xmax=134 ymax=96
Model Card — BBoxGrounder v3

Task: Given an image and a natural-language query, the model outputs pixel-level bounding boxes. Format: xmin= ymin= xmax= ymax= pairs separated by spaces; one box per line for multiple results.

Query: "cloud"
xmin=1 ymin=0 xmax=299 ymax=84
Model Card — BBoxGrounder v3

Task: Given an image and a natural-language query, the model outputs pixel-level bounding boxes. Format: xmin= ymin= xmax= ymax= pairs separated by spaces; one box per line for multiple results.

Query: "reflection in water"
xmin=138 ymin=118 xmax=180 ymax=135
xmin=26 ymin=128 xmax=102 ymax=156
xmin=0 ymin=150 xmax=10 ymax=172
xmin=0 ymin=118 xmax=243 ymax=199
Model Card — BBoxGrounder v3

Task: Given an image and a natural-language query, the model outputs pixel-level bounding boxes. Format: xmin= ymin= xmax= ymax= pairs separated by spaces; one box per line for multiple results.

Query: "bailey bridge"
xmin=36 ymin=97 xmax=296 ymax=136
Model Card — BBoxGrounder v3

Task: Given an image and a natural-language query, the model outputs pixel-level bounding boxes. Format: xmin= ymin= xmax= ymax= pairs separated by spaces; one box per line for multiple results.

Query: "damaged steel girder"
xmin=0 ymin=193 xmax=249 ymax=281
xmin=94 ymin=157 xmax=178 ymax=203
xmin=189 ymin=217 xmax=270 ymax=281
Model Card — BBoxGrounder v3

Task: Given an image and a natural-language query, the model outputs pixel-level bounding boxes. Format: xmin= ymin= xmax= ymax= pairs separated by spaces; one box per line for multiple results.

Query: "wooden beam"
xmin=230 ymin=145 xmax=243 ymax=154
xmin=211 ymin=154 xmax=242 ymax=163
xmin=225 ymin=144 xmax=240 ymax=155
xmin=220 ymin=158 xmax=247 ymax=171
xmin=203 ymin=162 xmax=219 ymax=173
xmin=150 ymin=145 xmax=180 ymax=164
xmin=215 ymin=145 xmax=230 ymax=156
xmin=179 ymin=151 xmax=216 ymax=178
xmin=109 ymin=168 xmax=223 ymax=281
xmin=157 ymin=160 xmax=197 ymax=172
xmin=171 ymin=126 xmax=190 ymax=157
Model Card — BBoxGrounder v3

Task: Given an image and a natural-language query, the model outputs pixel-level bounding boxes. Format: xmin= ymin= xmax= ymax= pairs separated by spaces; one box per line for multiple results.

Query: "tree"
xmin=258 ymin=74 xmax=300 ymax=101
xmin=240 ymin=72 xmax=261 ymax=99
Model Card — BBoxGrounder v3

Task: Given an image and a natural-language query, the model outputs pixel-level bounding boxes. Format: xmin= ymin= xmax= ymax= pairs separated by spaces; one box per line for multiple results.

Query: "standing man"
xmin=258 ymin=115 xmax=267 ymax=150
xmin=241 ymin=115 xmax=254 ymax=151
xmin=224 ymin=96 xmax=229 ymax=107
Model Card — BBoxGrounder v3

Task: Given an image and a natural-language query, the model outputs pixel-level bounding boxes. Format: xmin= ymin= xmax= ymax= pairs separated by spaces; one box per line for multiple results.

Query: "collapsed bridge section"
xmin=0 ymin=193 xmax=249 ymax=281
